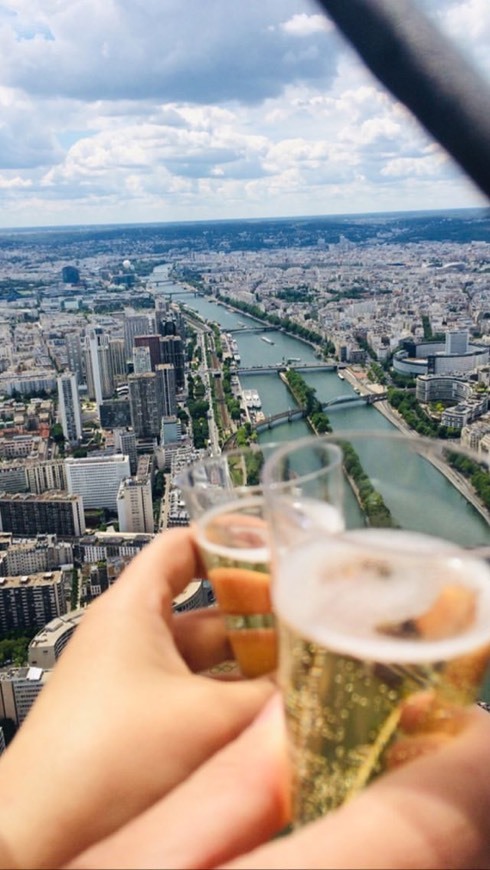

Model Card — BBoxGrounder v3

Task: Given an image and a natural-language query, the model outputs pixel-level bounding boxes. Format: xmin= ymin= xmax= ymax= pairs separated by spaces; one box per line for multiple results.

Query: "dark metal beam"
xmin=315 ymin=0 xmax=490 ymax=200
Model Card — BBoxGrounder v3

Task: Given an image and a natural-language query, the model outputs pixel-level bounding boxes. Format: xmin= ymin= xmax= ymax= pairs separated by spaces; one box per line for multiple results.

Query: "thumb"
xmin=68 ymin=692 xmax=289 ymax=870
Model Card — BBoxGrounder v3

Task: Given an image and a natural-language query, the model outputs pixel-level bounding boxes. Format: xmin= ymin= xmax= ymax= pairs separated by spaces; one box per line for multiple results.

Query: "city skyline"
xmin=0 ymin=0 xmax=488 ymax=229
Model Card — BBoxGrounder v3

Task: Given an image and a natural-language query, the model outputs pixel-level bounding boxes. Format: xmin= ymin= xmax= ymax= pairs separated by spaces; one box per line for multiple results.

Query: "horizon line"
xmin=0 ymin=205 xmax=488 ymax=236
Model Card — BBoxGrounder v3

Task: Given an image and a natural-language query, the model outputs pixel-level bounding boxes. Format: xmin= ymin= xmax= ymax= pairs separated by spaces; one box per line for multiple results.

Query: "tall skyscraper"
xmin=99 ymin=399 xmax=131 ymax=430
xmin=134 ymin=334 xmax=161 ymax=370
xmin=155 ymin=364 xmax=177 ymax=417
xmin=117 ymin=477 xmax=154 ymax=534
xmin=113 ymin=429 xmax=138 ymax=475
xmin=65 ymin=455 xmax=130 ymax=511
xmin=159 ymin=335 xmax=185 ymax=390
xmin=57 ymin=373 xmax=82 ymax=444
xmin=133 ymin=345 xmax=152 ymax=375
xmin=109 ymin=338 xmax=126 ymax=383
xmin=155 ymin=298 xmax=185 ymax=339
xmin=65 ymin=332 xmax=85 ymax=386
xmin=154 ymin=297 xmax=170 ymax=335
xmin=124 ymin=313 xmax=156 ymax=358
xmin=84 ymin=328 xmax=113 ymax=406
xmin=128 ymin=373 xmax=161 ymax=438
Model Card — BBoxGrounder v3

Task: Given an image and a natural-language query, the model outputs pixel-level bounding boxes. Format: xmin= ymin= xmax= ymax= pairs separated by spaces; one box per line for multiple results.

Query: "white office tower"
xmin=133 ymin=345 xmax=152 ymax=374
xmin=65 ymin=454 xmax=130 ymax=511
xmin=117 ymin=477 xmax=154 ymax=534
xmin=155 ymin=364 xmax=177 ymax=416
xmin=57 ymin=373 xmax=82 ymax=444
xmin=445 ymin=330 xmax=469 ymax=355
xmin=85 ymin=328 xmax=113 ymax=407
xmin=124 ymin=313 xmax=156 ymax=358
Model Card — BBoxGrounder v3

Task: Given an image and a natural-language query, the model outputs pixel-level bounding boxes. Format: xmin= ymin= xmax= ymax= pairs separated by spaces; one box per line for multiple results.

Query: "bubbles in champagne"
xmin=275 ymin=529 xmax=490 ymax=663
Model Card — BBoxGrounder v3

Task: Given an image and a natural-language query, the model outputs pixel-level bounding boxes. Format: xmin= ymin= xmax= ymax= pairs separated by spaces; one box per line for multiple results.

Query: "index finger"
xmin=112 ymin=527 xmax=206 ymax=613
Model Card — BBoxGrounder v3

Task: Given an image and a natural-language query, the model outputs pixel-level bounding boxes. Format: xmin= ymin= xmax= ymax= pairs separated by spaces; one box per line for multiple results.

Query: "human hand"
xmin=0 ymin=528 xmax=273 ymax=869
xmin=68 ymin=699 xmax=490 ymax=870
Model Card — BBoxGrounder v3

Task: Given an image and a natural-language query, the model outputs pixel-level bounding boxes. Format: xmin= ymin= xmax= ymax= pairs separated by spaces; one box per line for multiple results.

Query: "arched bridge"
xmin=238 ymin=363 xmax=336 ymax=374
xmin=254 ymin=392 xmax=387 ymax=431
xmin=322 ymin=392 xmax=387 ymax=408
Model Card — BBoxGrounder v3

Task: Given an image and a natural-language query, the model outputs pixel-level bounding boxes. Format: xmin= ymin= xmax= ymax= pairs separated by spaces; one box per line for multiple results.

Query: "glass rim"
xmin=174 ymin=441 xmax=282 ymax=492
xmin=261 ymin=434 xmax=343 ymax=493
xmin=261 ymin=428 xmax=490 ymax=494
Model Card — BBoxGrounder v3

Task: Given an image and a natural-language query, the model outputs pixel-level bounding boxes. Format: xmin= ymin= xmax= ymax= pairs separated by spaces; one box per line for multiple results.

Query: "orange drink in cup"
xmin=195 ymin=496 xmax=276 ymax=678
xmin=175 ymin=446 xmax=278 ymax=678
xmin=176 ymin=441 xmax=344 ymax=678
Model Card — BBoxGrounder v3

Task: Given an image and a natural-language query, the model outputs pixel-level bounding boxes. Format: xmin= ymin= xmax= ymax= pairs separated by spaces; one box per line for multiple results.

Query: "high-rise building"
xmin=155 ymin=364 xmax=177 ymax=417
xmin=0 ymin=492 xmax=85 ymax=537
xmin=134 ymin=335 xmax=161 ymax=370
xmin=99 ymin=399 xmax=132 ymax=430
xmin=65 ymin=331 xmax=85 ymax=386
xmin=445 ymin=330 xmax=469 ymax=355
xmin=154 ymin=297 xmax=170 ymax=335
xmin=25 ymin=460 xmax=66 ymax=494
xmin=160 ymin=415 xmax=183 ymax=470
xmin=109 ymin=338 xmax=126 ymax=383
xmin=155 ymin=298 xmax=185 ymax=340
xmin=57 ymin=373 xmax=83 ymax=444
xmin=84 ymin=328 xmax=113 ymax=406
xmin=133 ymin=345 xmax=152 ymax=375
xmin=159 ymin=335 xmax=185 ymax=389
xmin=0 ymin=572 xmax=66 ymax=633
xmin=113 ymin=429 xmax=138 ymax=475
xmin=124 ymin=313 xmax=156 ymax=358
xmin=128 ymin=373 xmax=161 ymax=438
xmin=117 ymin=477 xmax=154 ymax=534
xmin=65 ymin=454 xmax=130 ymax=511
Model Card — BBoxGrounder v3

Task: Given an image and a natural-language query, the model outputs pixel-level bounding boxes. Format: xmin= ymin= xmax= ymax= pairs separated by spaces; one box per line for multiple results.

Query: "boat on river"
xmin=261 ymin=336 xmax=275 ymax=345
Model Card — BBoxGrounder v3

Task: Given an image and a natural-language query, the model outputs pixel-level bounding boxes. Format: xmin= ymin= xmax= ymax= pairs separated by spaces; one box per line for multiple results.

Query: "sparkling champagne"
xmin=274 ymin=529 xmax=490 ymax=824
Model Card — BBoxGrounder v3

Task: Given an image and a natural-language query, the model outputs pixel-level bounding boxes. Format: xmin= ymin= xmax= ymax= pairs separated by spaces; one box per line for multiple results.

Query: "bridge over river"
xmin=238 ymin=392 xmax=388 ymax=435
xmin=238 ymin=362 xmax=336 ymax=374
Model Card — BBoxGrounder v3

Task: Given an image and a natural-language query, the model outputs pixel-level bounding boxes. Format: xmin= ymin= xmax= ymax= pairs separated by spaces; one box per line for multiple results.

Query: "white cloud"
xmin=0 ymin=0 xmax=486 ymax=226
xmin=280 ymin=13 xmax=332 ymax=36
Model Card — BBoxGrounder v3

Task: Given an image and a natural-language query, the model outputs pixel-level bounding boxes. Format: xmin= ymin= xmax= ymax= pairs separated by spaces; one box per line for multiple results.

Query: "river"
xmin=155 ymin=273 xmax=490 ymax=698
xmin=156 ymin=277 xmax=490 ymax=547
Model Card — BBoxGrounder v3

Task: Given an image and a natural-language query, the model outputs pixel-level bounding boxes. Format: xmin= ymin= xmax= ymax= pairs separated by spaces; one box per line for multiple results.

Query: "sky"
xmin=0 ymin=0 xmax=489 ymax=228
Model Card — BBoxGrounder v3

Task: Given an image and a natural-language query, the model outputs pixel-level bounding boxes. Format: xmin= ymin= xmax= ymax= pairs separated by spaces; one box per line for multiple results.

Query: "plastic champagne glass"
xmin=176 ymin=440 xmax=344 ymax=678
xmin=263 ymin=431 xmax=490 ymax=826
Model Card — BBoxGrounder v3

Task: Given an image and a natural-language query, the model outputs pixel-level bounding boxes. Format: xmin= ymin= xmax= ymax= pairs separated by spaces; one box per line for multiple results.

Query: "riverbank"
xmin=342 ymin=368 xmax=490 ymax=524
xmin=211 ymin=294 xmax=324 ymax=356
